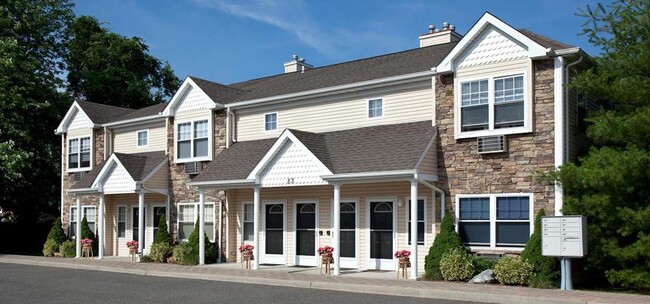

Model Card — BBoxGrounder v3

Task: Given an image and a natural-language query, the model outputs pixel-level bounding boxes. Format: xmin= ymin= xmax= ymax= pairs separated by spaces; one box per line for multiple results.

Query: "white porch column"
xmin=253 ymin=186 xmax=260 ymax=270
xmin=410 ymin=179 xmax=418 ymax=279
xmin=333 ymin=183 xmax=341 ymax=276
xmin=98 ymin=194 xmax=105 ymax=259
xmin=199 ymin=189 xmax=205 ymax=265
xmin=138 ymin=191 xmax=144 ymax=255
xmin=75 ymin=196 xmax=82 ymax=258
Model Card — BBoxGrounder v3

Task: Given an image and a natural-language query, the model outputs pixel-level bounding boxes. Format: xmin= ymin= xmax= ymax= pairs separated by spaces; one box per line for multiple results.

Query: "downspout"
xmin=217 ymin=200 xmax=223 ymax=263
xmin=226 ymin=107 xmax=231 ymax=148
xmin=61 ymin=135 xmax=65 ymax=221
xmin=564 ymin=54 xmax=584 ymax=162
xmin=415 ymin=178 xmax=446 ymax=221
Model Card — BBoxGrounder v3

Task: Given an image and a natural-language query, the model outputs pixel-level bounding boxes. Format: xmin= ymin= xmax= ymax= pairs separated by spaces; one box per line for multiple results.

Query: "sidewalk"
xmin=1 ymin=255 xmax=647 ymax=304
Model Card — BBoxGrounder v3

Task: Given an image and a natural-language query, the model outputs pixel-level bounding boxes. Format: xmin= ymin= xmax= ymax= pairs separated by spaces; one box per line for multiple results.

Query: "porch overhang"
xmin=187 ymin=179 xmax=257 ymax=190
xmin=321 ymin=170 xmax=437 ymax=184
xmin=67 ymin=187 xmax=99 ymax=195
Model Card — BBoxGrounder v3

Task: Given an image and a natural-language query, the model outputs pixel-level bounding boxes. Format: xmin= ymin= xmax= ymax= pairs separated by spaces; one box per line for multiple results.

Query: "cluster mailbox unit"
xmin=541 ymin=216 xmax=587 ymax=290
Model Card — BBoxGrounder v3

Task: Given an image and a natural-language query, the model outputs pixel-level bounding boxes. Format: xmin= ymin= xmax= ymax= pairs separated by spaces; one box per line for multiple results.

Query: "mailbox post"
xmin=541 ymin=216 xmax=587 ymax=291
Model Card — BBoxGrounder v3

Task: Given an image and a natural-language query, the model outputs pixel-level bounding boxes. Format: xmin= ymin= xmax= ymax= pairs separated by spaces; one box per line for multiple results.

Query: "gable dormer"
xmin=56 ymin=101 xmax=97 ymax=172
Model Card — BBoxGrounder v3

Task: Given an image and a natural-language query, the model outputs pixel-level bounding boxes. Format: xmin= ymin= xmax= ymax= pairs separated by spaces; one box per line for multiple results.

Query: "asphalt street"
xmin=0 ymin=263 xmax=479 ymax=304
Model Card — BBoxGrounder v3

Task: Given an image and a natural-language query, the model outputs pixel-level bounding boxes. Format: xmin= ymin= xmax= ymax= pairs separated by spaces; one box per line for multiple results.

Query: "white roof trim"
xmin=102 ymin=114 xmax=165 ymax=127
xmin=161 ymin=76 xmax=223 ymax=116
xmin=90 ymin=154 xmax=136 ymax=191
xmin=55 ymin=101 xmax=96 ymax=134
xmin=140 ymin=157 xmax=168 ymax=184
xmin=246 ymin=129 xmax=334 ymax=181
xmin=321 ymin=170 xmax=417 ymax=183
xmin=187 ymin=179 xmax=257 ymax=189
xmin=436 ymin=12 xmax=549 ymax=74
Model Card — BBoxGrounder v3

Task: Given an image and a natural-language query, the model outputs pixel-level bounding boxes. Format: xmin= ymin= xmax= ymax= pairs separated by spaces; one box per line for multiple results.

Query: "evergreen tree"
xmin=46 ymin=217 xmax=68 ymax=245
xmin=188 ymin=220 xmax=217 ymax=264
xmin=80 ymin=216 xmax=98 ymax=254
xmin=154 ymin=215 xmax=172 ymax=245
xmin=425 ymin=211 xmax=463 ymax=280
xmin=521 ymin=209 xmax=557 ymax=288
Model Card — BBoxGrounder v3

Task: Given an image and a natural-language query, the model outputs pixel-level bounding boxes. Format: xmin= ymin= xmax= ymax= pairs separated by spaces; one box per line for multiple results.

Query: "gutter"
xmin=186 ymin=179 xmax=257 ymax=189
xmin=227 ymin=70 xmax=437 ymax=109
xmin=321 ymin=170 xmax=418 ymax=183
xmin=102 ymin=113 xmax=165 ymax=127
xmin=67 ymin=188 xmax=99 ymax=195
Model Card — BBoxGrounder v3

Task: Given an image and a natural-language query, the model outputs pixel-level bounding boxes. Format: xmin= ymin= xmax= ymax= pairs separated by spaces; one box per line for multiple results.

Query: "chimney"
xmin=284 ymin=54 xmax=313 ymax=73
xmin=418 ymin=22 xmax=462 ymax=47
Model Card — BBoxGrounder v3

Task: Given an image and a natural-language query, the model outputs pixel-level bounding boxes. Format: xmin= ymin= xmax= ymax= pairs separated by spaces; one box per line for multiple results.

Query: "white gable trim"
xmin=91 ymin=154 xmax=136 ymax=192
xmin=162 ymin=77 xmax=222 ymax=116
xmin=55 ymin=101 xmax=97 ymax=134
xmin=436 ymin=12 xmax=549 ymax=74
xmin=246 ymin=129 xmax=333 ymax=182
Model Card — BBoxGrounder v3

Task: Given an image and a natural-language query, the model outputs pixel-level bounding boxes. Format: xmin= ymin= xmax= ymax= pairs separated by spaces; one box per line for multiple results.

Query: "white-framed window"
xmin=456 ymin=72 xmax=529 ymax=138
xmin=117 ymin=206 xmax=126 ymax=238
xmin=456 ymin=193 xmax=533 ymax=249
xmin=177 ymin=203 xmax=215 ymax=241
xmin=176 ymin=119 xmax=209 ymax=160
xmin=264 ymin=112 xmax=278 ymax=131
xmin=407 ymin=199 xmax=425 ymax=245
xmin=368 ymin=98 xmax=383 ymax=118
xmin=68 ymin=137 xmax=91 ymax=170
xmin=243 ymin=203 xmax=254 ymax=242
xmin=68 ymin=206 xmax=96 ymax=238
xmin=136 ymin=130 xmax=148 ymax=147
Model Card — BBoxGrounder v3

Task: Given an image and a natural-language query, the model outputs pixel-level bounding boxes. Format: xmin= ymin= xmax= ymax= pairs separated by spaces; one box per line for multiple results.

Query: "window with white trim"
xmin=177 ymin=203 xmax=215 ymax=241
xmin=243 ymin=203 xmax=254 ymax=242
xmin=407 ymin=199 xmax=425 ymax=245
xmin=177 ymin=120 xmax=209 ymax=160
xmin=264 ymin=113 xmax=277 ymax=131
xmin=68 ymin=137 xmax=91 ymax=170
xmin=368 ymin=98 xmax=383 ymax=118
xmin=458 ymin=73 xmax=527 ymax=136
xmin=457 ymin=194 xmax=531 ymax=248
xmin=68 ymin=206 xmax=96 ymax=238
xmin=137 ymin=130 xmax=148 ymax=147
xmin=117 ymin=207 xmax=126 ymax=238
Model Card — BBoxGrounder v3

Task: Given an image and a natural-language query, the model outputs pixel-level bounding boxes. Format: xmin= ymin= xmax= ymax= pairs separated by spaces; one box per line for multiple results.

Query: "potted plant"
xmin=239 ymin=244 xmax=254 ymax=259
xmin=394 ymin=249 xmax=411 ymax=267
xmin=80 ymin=238 xmax=93 ymax=258
xmin=127 ymin=240 xmax=138 ymax=254
xmin=317 ymin=245 xmax=334 ymax=263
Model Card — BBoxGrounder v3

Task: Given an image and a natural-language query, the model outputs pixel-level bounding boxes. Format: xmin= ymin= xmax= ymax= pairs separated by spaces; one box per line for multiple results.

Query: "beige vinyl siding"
xmin=68 ymin=108 xmax=93 ymax=130
xmin=456 ymin=58 xmax=529 ymax=78
xmin=145 ymin=164 xmax=169 ymax=190
xmin=235 ymin=80 xmax=434 ymax=141
xmin=67 ymin=128 xmax=92 ymax=140
xmin=417 ymin=143 xmax=437 ymax=176
xmin=227 ymin=182 xmax=436 ymax=271
xmin=112 ymin=121 xmax=166 ymax=153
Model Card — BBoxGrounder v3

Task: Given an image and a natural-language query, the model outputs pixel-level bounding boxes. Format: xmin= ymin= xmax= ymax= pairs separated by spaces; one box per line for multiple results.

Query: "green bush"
xmin=494 ymin=256 xmax=533 ymax=285
xmin=42 ymin=239 xmax=59 ymax=257
xmin=521 ymin=209 xmax=557 ymax=288
xmin=424 ymin=211 xmax=463 ymax=280
xmin=439 ymin=248 xmax=475 ymax=281
xmin=528 ymin=273 xmax=557 ymax=289
xmin=80 ymin=216 xmax=98 ymax=253
xmin=188 ymin=220 xmax=217 ymax=264
xmin=154 ymin=215 xmax=172 ymax=245
xmin=59 ymin=240 xmax=76 ymax=258
xmin=472 ymin=256 xmax=496 ymax=274
xmin=140 ymin=255 xmax=154 ymax=263
xmin=173 ymin=241 xmax=195 ymax=265
xmin=43 ymin=217 xmax=67 ymax=257
xmin=149 ymin=242 xmax=172 ymax=263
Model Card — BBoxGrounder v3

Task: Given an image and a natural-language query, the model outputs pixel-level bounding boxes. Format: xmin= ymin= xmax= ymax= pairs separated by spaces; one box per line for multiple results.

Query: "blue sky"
xmin=74 ymin=0 xmax=605 ymax=85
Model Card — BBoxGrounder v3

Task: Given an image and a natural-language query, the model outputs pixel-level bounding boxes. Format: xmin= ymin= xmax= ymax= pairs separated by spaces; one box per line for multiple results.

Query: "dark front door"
xmin=370 ymin=202 xmax=393 ymax=259
xmin=265 ymin=204 xmax=283 ymax=256
xmin=133 ymin=207 xmax=146 ymax=247
xmin=153 ymin=207 xmax=166 ymax=239
xmin=296 ymin=203 xmax=316 ymax=256
xmin=340 ymin=202 xmax=356 ymax=258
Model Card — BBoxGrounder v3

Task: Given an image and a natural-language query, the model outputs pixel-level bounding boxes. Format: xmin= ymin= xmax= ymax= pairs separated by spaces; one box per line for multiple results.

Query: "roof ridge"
xmin=190 ymin=75 xmax=250 ymax=92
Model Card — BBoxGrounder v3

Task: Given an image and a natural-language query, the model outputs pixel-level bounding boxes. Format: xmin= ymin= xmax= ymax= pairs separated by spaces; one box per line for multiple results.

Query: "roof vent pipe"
xmin=284 ymin=54 xmax=313 ymax=73
xmin=418 ymin=21 xmax=462 ymax=47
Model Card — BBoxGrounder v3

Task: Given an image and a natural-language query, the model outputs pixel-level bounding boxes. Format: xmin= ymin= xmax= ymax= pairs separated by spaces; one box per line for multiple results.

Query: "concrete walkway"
xmin=1 ymin=255 xmax=647 ymax=304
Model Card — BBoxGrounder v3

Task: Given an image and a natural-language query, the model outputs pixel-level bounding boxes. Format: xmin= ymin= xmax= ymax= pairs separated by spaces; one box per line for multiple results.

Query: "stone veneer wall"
xmin=435 ymin=59 xmax=556 ymax=224
xmin=167 ymin=110 xmax=227 ymax=258
xmin=61 ymin=129 xmax=104 ymax=232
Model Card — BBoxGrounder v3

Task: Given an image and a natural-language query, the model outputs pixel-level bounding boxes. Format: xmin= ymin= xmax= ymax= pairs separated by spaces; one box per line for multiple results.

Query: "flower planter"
xmin=320 ymin=254 xmax=333 ymax=275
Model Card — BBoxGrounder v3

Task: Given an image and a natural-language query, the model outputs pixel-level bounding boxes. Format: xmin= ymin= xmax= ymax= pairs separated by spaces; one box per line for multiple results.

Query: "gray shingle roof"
xmin=193 ymin=121 xmax=436 ymax=182
xmin=518 ymin=29 xmax=575 ymax=50
xmin=189 ymin=76 xmax=249 ymax=104
xmin=71 ymin=151 xmax=167 ymax=189
xmin=117 ymin=103 xmax=167 ymax=121
xmin=76 ymin=101 xmax=135 ymax=124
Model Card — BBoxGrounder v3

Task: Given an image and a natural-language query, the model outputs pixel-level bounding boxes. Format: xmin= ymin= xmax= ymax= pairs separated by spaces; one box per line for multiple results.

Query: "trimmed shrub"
xmin=494 ymin=256 xmax=533 ymax=285
xmin=154 ymin=215 xmax=172 ymax=245
xmin=173 ymin=241 xmax=194 ymax=265
xmin=80 ymin=216 xmax=98 ymax=253
xmin=43 ymin=217 xmax=67 ymax=257
xmin=521 ymin=209 xmax=557 ymax=288
xmin=149 ymin=242 xmax=172 ymax=263
xmin=424 ymin=211 xmax=463 ymax=280
xmin=440 ymin=248 xmax=475 ymax=281
xmin=42 ymin=239 xmax=59 ymax=257
xmin=60 ymin=240 xmax=76 ymax=258
xmin=472 ymin=256 xmax=497 ymax=274
xmin=188 ymin=220 xmax=217 ymax=264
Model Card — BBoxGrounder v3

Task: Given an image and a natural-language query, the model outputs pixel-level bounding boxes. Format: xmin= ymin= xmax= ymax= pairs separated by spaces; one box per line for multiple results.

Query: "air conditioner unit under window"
xmin=184 ymin=162 xmax=200 ymax=175
xmin=73 ymin=172 xmax=85 ymax=181
xmin=477 ymin=135 xmax=507 ymax=154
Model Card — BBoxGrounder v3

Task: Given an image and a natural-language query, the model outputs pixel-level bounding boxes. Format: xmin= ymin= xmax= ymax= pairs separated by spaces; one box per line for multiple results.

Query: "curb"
xmin=0 ymin=258 xmax=590 ymax=304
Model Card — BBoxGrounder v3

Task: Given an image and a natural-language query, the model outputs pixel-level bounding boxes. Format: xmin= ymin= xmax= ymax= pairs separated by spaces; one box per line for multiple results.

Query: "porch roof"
xmin=71 ymin=151 xmax=167 ymax=190
xmin=192 ymin=120 xmax=437 ymax=184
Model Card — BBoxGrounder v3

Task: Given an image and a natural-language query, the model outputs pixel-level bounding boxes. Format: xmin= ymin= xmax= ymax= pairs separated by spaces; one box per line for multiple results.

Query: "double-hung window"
xmin=407 ymin=199 xmax=425 ymax=245
xmin=137 ymin=130 xmax=148 ymax=147
xmin=68 ymin=206 xmax=96 ymax=238
xmin=264 ymin=113 xmax=277 ymax=131
xmin=177 ymin=203 xmax=215 ymax=241
xmin=117 ymin=207 xmax=126 ymax=238
xmin=243 ymin=203 xmax=254 ymax=242
xmin=177 ymin=120 xmax=209 ymax=160
xmin=68 ymin=137 xmax=91 ymax=170
xmin=457 ymin=194 xmax=532 ymax=249
xmin=368 ymin=98 xmax=383 ymax=118
xmin=458 ymin=73 xmax=527 ymax=136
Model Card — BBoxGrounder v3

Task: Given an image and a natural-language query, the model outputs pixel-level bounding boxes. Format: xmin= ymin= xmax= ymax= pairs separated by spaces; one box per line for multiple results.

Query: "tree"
xmin=424 ymin=211 xmax=463 ymax=280
xmin=0 ymin=0 xmax=74 ymax=223
xmin=557 ymin=0 xmax=650 ymax=289
xmin=46 ymin=217 xmax=68 ymax=245
xmin=154 ymin=215 xmax=172 ymax=245
xmin=80 ymin=216 xmax=97 ymax=254
xmin=66 ymin=16 xmax=180 ymax=108
xmin=521 ymin=209 xmax=557 ymax=288
xmin=188 ymin=220 xmax=217 ymax=264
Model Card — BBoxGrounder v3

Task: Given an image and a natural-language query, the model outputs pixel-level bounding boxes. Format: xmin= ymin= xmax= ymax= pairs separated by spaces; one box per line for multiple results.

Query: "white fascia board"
xmin=436 ymin=12 xmax=549 ymax=74
xmin=102 ymin=114 xmax=165 ymax=127
xmin=227 ymin=70 xmax=436 ymax=109
xmin=553 ymin=47 xmax=582 ymax=57
xmin=91 ymin=154 xmax=136 ymax=190
xmin=55 ymin=101 xmax=94 ymax=134
xmin=322 ymin=170 xmax=417 ymax=183
xmin=187 ymin=179 xmax=257 ymax=189
xmin=67 ymin=188 xmax=99 ymax=195
xmin=161 ymin=76 xmax=224 ymax=116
